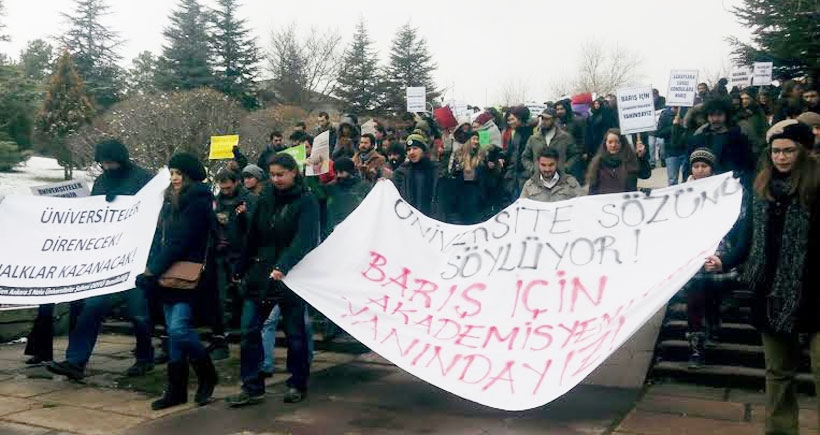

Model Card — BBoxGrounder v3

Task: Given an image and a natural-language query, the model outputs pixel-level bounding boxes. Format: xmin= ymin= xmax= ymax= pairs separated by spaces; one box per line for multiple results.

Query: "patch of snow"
xmin=0 ymin=156 xmax=96 ymax=199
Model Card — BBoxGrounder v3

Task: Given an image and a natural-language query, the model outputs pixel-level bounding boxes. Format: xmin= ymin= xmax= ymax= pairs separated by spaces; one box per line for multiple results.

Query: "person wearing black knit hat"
xmin=391 ymin=133 xmax=439 ymax=217
xmin=47 ymin=139 xmax=156 ymax=382
xmin=140 ymin=151 xmax=218 ymax=410
xmin=688 ymin=147 xmax=717 ymax=181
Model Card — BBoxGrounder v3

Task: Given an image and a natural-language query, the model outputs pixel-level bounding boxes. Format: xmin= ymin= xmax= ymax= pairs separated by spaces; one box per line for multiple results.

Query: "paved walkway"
xmin=614 ymin=381 xmax=818 ymax=435
xmin=0 ymin=334 xmax=358 ymax=435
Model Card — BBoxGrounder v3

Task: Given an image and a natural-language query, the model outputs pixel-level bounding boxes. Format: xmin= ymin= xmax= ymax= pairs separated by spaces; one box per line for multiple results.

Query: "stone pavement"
xmin=0 ymin=334 xmax=358 ymax=435
xmin=130 ymin=352 xmax=641 ymax=435
xmin=614 ymin=381 xmax=819 ymax=435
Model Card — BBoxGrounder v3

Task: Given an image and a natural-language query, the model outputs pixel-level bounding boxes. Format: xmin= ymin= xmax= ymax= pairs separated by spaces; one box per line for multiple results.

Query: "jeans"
xmin=65 ymin=288 xmax=153 ymax=368
xmin=760 ymin=333 xmax=820 ymax=435
xmin=665 ymin=154 xmax=686 ymax=186
xmin=647 ymin=136 xmax=659 ymax=167
xmin=240 ymin=285 xmax=310 ymax=395
xmin=163 ymin=302 xmax=206 ymax=363
xmin=260 ymin=304 xmax=314 ymax=373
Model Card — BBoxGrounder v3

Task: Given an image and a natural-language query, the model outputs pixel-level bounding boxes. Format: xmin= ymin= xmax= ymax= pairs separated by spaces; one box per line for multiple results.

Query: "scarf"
xmin=770 ymin=170 xmax=793 ymax=201
xmin=540 ymin=172 xmax=560 ymax=189
xmin=601 ymin=153 xmax=622 ymax=168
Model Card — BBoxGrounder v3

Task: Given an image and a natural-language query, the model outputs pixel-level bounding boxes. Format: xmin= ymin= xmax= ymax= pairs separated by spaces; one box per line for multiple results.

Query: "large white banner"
xmin=285 ymin=173 xmax=743 ymax=411
xmin=0 ymin=170 xmax=169 ymax=305
xmin=616 ymin=86 xmax=657 ymax=134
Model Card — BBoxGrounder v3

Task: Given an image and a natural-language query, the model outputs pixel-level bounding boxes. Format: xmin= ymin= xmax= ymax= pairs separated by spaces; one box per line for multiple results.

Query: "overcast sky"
xmin=1 ymin=0 xmax=751 ymax=106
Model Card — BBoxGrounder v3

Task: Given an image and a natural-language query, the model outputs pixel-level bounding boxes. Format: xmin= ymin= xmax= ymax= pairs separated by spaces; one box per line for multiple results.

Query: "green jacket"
xmin=520 ymin=128 xmax=581 ymax=183
xmin=520 ymin=171 xmax=584 ymax=203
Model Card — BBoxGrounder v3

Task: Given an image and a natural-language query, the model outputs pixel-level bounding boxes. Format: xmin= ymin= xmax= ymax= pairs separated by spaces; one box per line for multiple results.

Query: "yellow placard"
xmin=209 ymin=135 xmax=239 ymax=160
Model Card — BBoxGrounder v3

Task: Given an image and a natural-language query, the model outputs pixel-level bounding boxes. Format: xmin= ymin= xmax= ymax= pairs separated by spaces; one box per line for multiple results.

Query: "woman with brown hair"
xmin=443 ymin=130 xmax=487 ymax=224
xmin=586 ymin=128 xmax=651 ymax=195
xmin=723 ymin=120 xmax=819 ymax=434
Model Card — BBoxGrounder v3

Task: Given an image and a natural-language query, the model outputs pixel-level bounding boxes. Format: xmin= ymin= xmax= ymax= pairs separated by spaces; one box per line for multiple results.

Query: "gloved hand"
xmin=135 ymin=273 xmax=157 ymax=289
xmin=105 ymin=193 xmax=117 ymax=203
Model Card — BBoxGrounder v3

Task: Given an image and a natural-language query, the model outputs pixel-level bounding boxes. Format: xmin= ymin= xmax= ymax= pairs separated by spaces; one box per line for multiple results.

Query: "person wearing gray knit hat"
xmin=689 ymin=148 xmax=717 ymax=180
xmin=241 ymin=164 xmax=266 ymax=195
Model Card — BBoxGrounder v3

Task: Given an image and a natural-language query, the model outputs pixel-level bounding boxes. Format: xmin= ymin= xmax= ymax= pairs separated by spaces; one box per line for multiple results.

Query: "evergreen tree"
xmin=125 ymin=51 xmax=159 ymax=96
xmin=37 ymin=51 xmax=94 ymax=179
xmin=0 ymin=134 xmax=31 ymax=172
xmin=0 ymin=0 xmax=8 ymax=42
xmin=210 ymin=0 xmax=260 ymax=109
xmin=19 ymin=39 xmax=55 ymax=82
xmin=0 ymin=63 xmax=39 ymax=149
xmin=59 ymin=0 xmax=124 ymax=109
xmin=335 ymin=19 xmax=379 ymax=115
xmin=379 ymin=25 xmax=440 ymax=114
xmin=729 ymin=0 xmax=820 ymax=79
xmin=157 ymin=0 xmax=214 ymax=91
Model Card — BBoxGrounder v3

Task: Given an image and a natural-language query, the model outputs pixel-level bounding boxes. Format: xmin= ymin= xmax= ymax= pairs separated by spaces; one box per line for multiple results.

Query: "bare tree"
xmin=267 ymin=23 xmax=342 ymax=112
xmin=567 ymin=41 xmax=644 ymax=96
xmin=496 ymin=79 xmax=529 ymax=106
xmin=702 ymin=59 xmax=734 ymax=89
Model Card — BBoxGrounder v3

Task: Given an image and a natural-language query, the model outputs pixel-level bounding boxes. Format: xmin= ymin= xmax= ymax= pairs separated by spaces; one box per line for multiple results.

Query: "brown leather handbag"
xmin=158 ymin=261 xmax=204 ymax=290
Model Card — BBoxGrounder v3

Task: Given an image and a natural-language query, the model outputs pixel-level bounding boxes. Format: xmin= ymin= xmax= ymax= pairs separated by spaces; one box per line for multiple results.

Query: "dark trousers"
xmin=25 ymin=304 xmax=55 ymax=361
xmin=686 ymin=279 xmax=722 ymax=333
xmin=65 ymin=288 xmax=153 ymax=368
xmin=239 ymin=284 xmax=310 ymax=395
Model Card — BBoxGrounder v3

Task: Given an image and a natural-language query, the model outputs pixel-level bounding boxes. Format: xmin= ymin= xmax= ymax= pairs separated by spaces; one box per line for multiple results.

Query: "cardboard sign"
xmin=209 ymin=135 xmax=239 ymax=160
xmin=478 ymin=130 xmax=491 ymax=146
xmin=278 ymin=144 xmax=307 ymax=171
xmin=31 ymin=180 xmax=91 ymax=198
xmin=306 ymin=131 xmax=331 ymax=176
xmin=407 ymin=87 xmax=427 ymax=113
xmin=730 ymin=67 xmax=753 ymax=88
xmin=616 ymin=86 xmax=657 ymax=134
xmin=753 ymin=62 xmax=773 ymax=86
xmin=285 ymin=173 xmax=743 ymax=410
xmin=0 ymin=170 xmax=169 ymax=305
xmin=666 ymin=70 xmax=699 ymax=107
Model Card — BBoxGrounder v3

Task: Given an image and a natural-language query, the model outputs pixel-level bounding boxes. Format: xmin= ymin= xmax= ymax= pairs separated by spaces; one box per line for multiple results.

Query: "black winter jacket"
xmin=392 ymin=157 xmax=440 ymax=218
xmin=236 ymin=181 xmax=320 ymax=301
xmin=91 ymin=164 xmax=153 ymax=198
xmin=148 ymin=183 xmax=215 ymax=301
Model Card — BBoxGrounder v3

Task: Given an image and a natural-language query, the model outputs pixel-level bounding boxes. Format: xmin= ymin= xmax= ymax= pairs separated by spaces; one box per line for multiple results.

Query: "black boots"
xmin=151 ymin=361 xmax=189 ymax=410
xmin=190 ymin=355 xmax=218 ymax=406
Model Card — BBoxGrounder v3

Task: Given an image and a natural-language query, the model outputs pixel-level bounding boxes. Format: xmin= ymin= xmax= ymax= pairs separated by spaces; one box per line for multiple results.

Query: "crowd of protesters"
xmin=18 ymin=75 xmax=820 ymax=434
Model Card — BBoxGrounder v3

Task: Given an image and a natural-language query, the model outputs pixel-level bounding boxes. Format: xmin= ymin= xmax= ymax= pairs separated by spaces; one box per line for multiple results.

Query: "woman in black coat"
xmin=226 ymin=153 xmax=319 ymax=407
xmin=137 ymin=153 xmax=217 ymax=411
xmin=718 ymin=121 xmax=819 ymax=434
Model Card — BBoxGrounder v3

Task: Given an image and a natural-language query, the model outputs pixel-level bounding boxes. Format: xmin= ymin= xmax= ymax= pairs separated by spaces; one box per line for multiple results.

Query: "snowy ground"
xmin=0 ymin=156 xmax=96 ymax=199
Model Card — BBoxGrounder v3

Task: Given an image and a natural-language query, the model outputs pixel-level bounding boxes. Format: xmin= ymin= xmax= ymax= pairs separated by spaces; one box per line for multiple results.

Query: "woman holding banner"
xmin=586 ymin=128 xmax=651 ymax=195
xmin=137 ymin=153 xmax=218 ymax=411
xmin=227 ymin=153 xmax=319 ymax=408
xmin=732 ymin=120 xmax=819 ymax=434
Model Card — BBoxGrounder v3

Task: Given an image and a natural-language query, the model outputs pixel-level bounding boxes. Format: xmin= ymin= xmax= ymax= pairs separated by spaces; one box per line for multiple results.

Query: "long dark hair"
xmin=268 ymin=153 xmax=303 ymax=187
xmin=164 ymin=173 xmax=193 ymax=212
xmin=586 ymin=128 xmax=639 ymax=186
xmin=754 ymin=141 xmax=819 ymax=209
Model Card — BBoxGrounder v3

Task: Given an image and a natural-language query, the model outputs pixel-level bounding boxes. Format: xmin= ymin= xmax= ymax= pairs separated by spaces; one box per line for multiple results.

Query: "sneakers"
xmin=25 ymin=356 xmax=51 ymax=365
xmin=686 ymin=331 xmax=706 ymax=370
xmin=225 ymin=390 xmax=265 ymax=408
xmin=283 ymin=387 xmax=306 ymax=404
xmin=46 ymin=360 xmax=85 ymax=381
xmin=126 ymin=361 xmax=155 ymax=377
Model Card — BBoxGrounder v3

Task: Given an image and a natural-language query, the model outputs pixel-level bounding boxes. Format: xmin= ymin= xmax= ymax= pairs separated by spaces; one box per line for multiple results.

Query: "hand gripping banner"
xmin=285 ymin=173 xmax=743 ymax=410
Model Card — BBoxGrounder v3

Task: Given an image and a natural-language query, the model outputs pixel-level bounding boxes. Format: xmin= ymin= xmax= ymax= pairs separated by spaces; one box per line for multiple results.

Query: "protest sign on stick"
xmin=209 ymin=135 xmax=239 ymax=160
xmin=753 ymin=62 xmax=773 ymax=86
xmin=285 ymin=173 xmax=743 ymax=411
xmin=306 ymin=131 xmax=330 ymax=176
xmin=616 ymin=86 xmax=657 ymax=134
xmin=406 ymin=87 xmax=427 ymax=113
xmin=0 ymin=170 xmax=169 ymax=305
xmin=730 ymin=67 xmax=753 ymax=88
xmin=666 ymin=70 xmax=699 ymax=107
xmin=279 ymin=144 xmax=307 ymax=171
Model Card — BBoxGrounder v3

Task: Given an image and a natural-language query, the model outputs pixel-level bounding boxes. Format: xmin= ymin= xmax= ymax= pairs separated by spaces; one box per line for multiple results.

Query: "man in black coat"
xmin=687 ymin=97 xmax=755 ymax=186
xmin=391 ymin=134 xmax=440 ymax=218
xmin=48 ymin=139 xmax=156 ymax=381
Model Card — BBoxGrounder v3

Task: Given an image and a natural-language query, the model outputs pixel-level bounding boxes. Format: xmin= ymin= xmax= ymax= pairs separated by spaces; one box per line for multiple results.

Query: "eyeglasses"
xmin=771 ymin=147 xmax=798 ymax=156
